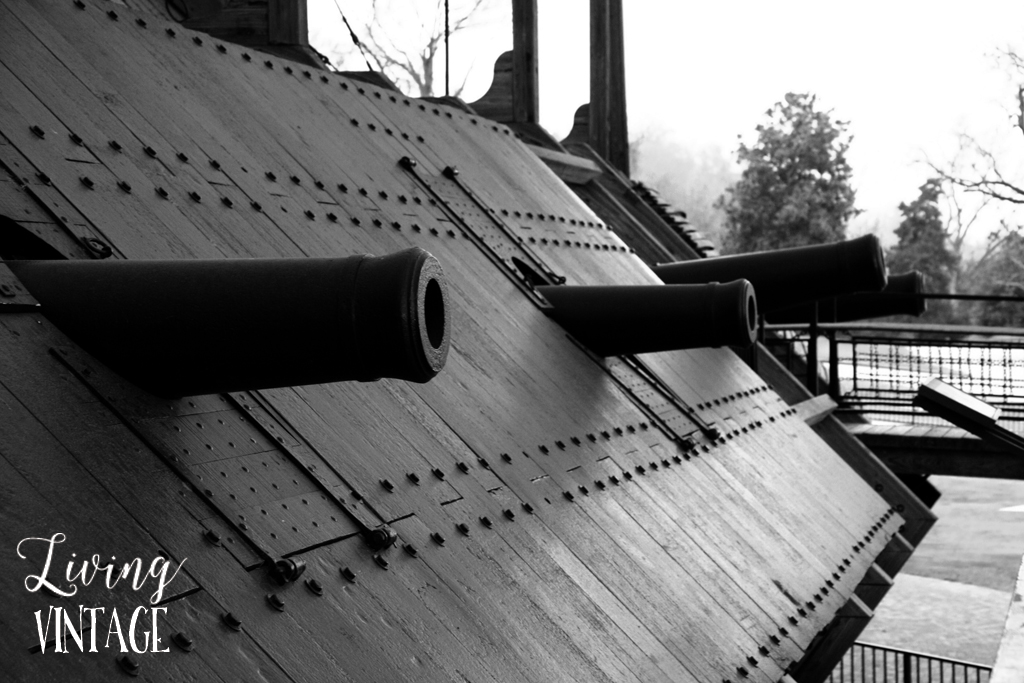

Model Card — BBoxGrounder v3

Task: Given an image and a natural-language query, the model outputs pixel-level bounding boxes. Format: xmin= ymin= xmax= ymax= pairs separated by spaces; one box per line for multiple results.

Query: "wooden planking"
xmin=0 ymin=2 xmax=917 ymax=680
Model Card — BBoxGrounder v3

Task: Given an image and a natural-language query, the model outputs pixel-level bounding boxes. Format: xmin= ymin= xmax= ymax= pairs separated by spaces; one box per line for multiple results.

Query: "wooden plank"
xmin=793 ymin=393 xmax=837 ymax=426
xmin=527 ymin=144 xmax=602 ymax=184
xmin=512 ymin=0 xmax=539 ymax=123
xmin=992 ymin=553 xmax=1024 ymax=683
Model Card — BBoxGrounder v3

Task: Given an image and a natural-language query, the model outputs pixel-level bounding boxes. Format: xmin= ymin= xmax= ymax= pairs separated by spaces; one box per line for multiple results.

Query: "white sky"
xmin=311 ymin=0 xmax=1024 ymax=247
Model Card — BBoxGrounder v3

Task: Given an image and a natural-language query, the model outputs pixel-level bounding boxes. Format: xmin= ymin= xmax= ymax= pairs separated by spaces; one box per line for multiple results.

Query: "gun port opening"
xmin=424 ymin=278 xmax=445 ymax=349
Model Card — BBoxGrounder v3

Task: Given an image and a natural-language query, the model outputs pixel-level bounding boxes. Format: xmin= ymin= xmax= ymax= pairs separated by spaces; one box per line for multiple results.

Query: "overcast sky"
xmin=311 ymin=1 xmax=1024 ymax=248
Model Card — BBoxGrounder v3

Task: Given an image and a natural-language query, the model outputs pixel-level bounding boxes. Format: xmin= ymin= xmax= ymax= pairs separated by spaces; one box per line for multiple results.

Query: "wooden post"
xmin=512 ymin=0 xmax=539 ymax=123
xmin=807 ymin=302 xmax=820 ymax=395
xmin=589 ymin=0 xmax=610 ymax=164
xmin=269 ymin=0 xmax=308 ymax=45
xmin=589 ymin=0 xmax=628 ymax=175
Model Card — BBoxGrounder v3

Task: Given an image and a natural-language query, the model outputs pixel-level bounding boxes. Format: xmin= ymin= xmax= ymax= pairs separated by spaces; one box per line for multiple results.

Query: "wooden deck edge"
xmin=793 ymin=394 xmax=837 ymax=426
xmin=991 ymin=553 xmax=1024 ymax=683
xmin=526 ymin=144 xmax=602 ymax=184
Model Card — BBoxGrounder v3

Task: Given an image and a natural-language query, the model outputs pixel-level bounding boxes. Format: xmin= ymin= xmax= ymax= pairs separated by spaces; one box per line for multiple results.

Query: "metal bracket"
xmin=399 ymin=156 xmax=565 ymax=307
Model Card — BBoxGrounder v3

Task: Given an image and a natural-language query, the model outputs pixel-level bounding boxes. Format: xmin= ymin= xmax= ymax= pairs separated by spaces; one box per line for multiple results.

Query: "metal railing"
xmin=763 ymin=291 xmax=1024 ymax=429
xmin=829 ymin=641 xmax=992 ymax=683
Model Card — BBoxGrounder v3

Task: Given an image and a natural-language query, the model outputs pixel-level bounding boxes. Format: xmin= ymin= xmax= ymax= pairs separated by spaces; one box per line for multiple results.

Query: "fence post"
xmin=829 ymin=331 xmax=840 ymax=401
xmin=902 ymin=651 xmax=911 ymax=683
xmin=808 ymin=302 xmax=820 ymax=394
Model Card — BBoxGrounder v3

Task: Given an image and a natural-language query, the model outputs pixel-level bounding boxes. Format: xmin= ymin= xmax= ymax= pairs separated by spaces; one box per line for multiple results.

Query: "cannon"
xmin=652 ymin=234 xmax=887 ymax=313
xmin=536 ymin=280 xmax=757 ymax=356
xmin=7 ymin=248 xmax=451 ymax=396
xmin=767 ymin=271 xmax=926 ymax=323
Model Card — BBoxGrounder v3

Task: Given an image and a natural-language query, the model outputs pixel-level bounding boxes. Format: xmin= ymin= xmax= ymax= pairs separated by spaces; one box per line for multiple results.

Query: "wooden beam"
xmin=854 ymin=562 xmax=894 ymax=609
xmin=526 ymin=144 xmax=601 ymax=184
xmin=606 ymin=0 xmax=628 ymax=175
xmin=874 ymin=532 xmax=914 ymax=577
xmin=512 ymin=0 xmax=538 ymax=123
xmin=792 ymin=393 xmax=837 ymax=426
xmin=589 ymin=0 xmax=609 ymax=163
xmin=992 ymin=553 xmax=1024 ymax=683
xmin=791 ymin=595 xmax=873 ymax=683
xmin=269 ymin=0 xmax=307 ymax=45
xmin=588 ymin=0 xmax=628 ymax=175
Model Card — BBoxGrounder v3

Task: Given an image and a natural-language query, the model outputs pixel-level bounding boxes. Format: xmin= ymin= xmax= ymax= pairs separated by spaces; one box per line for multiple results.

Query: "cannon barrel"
xmin=652 ymin=234 xmax=887 ymax=313
xmin=536 ymin=280 xmax=756 ymax=356
xmin=767 ymin=271 xmax=926 ymax=324
xmin=7 ymin=248 xmax=451 ymax=396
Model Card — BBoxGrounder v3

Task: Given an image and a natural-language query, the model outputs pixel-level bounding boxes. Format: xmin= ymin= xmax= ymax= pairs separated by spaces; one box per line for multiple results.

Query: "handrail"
xmin=830 ymin=641 xmax=992 ymax=683
xmin=991 ymin=553 xmax=1024 ymax=683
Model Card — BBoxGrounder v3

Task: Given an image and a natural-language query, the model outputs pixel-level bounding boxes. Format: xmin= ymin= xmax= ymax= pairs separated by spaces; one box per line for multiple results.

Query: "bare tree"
xmin=326 ymin=0 xmax=490 ymax=98
xmin=928 ymin=48 xmax=1024 ymax=206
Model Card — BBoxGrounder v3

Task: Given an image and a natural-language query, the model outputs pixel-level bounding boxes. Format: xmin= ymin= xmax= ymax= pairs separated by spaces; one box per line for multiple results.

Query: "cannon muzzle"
xmin=767 ymin=271 xmax=926 ymax=324
xmin=8 ymin=248 xmax=451 ymax=396
xmin=536 ymin=280 xmax=756 ymax=356
xmin=652 ymin=235 xmax=887 ymax=313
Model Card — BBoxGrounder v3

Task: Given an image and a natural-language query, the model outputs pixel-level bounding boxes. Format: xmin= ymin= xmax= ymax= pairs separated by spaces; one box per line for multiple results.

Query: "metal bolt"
xmin=177 ymin=152 xmax=188 ymax=162
xmin=188 ymin=191 xmax=201 ymax=202
xmin=522 ymin=503 xmax=535 ymax=514
xmin=595 ymin=480 xmax=606 ymax=490
xmin=380 ymin=479 xmax=394 ymax=492
xmin=578 ymin=485 xmax=589 ymax=495
xmin=304 ymin=210 xmax=315 ymax=219
xmin=503 ymin=508 xmax=516 ymax=521
xmin=501 ymin=453 xmax=512 ymax=463
xmin=432 ymin=468 xmax=445 ymax=480
xmin=570 ymin=436 xmax=581 ymax=446
xmin=251 ymin=201 xmax=262 ymax=211
xmin=203 ymin=529 xmax=222 ymax=546
xmin=266 ymin=593 xmax=285 ymax=611
xmin=144 ymin=145 xmax=157 ymax=157
xmin=769 ymin=635 xmax=781 ymax=645
xmin=0 ymin=284 xmax=14 ymax=298
xmin=305 ymin=578 xmax=324 ymax=596
xmin=221 ymin=197 xmax=233 ymax=208
xmin=116 ymin=653 xmax=139 ymax=676
xmin=69 ymin=132 xmax=83 ymax=145
xmin=373 ymin=554 xmax=389 ymax=570
xmin=456 ymin=462 xmax=470 ymax=473
xmin=290 ymin=175 xmax=301 ymax=184
xmin=340 ymin=567 xmax=356 ymax=582
xmin=563 ymin=490 xmax=575 ymax=501
xmin=117 ymin=181 xmax=132 ymax=193
xmin=404 ymin=544 xmax=418 ymax=557
xmin=456 ymin=522 xmax=470 ymax=535
xmin=107 ymin=10 xmax=118 ymax=20
xmin=480 ymin=516 xmax=493 ymax=528
xmin=407 ymin=472 xmax=421 ymax=485
xmin=539 ymin=445 xmax=549 ymax=454
xmin=171 ymin=631 xmax=194 ymax=652
xmin=221 ymin=612 xmax=242 ymax=631
xmin=327 ymin=213 xmax=337 ymax=222
xmin=430 ymin=532 xmax=446 ymax=546
xmin=80 ymin=176 xmax=94 ymax=189
xmin=609 ymin=475 xmax=620 ymax=485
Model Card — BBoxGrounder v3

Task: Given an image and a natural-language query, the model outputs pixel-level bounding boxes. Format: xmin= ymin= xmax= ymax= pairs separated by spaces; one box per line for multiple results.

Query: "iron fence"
xmin=829 ymin=641 xmax=992 ymax=683
xmin=764 ymin=320 xmax=1024 ymax=430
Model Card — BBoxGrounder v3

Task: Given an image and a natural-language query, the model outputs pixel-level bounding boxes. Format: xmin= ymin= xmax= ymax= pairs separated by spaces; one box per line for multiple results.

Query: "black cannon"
xmin=767 ymin=271 xmax=926 ymax=324
xmin=8 ymin=248 xmax=451 ymax=396
xmin=652 ymin=234 xmax=887 ymax=313
xmin=536 ymin=280 xmax=757 ymax=356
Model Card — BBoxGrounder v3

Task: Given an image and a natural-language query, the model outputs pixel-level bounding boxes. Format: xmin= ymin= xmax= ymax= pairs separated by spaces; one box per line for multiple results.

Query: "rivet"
xmin=36 ymin=172 xmax=51 ymax=185
xmin=290 ymin=175 xmax=301 ymax=184
xmin=456 ymin=522 xmax=470 ymax=535
xmin=242 ymin=52 xmax=251 ymax=61
xmin=522 ymin=502 xmax=534 ymax=514
xmin=304 ymin=210 xmax=315 ymax=219
xmin=737 ymin=667 xmax=749 ymax=678
xmin=407 ymin=472 xmax=421 ymax=485
xmin=266 ymin=593 xmax=285 ymax=611
xmin=116 ymin=653 xmax=139 ymax=676
xmin=600 ymin=431 xmax=611 ymax=439
xmin=571 ymin=437 xmax=581 ymax=446
xmin=193 ymin=36 xmax=203 ymax=45
xmin=538 ymin=445 xmax=549 ymax=455
xmin=144 ymin=145 xmax=157 ymax=157
xmin=373 ymin=554 xmax=389 ymax=570
xmin=609 ymin=475 xmax=620 ymax=485
xmin=188 ymin=191 xmax=201 ymax=202
xmin=480 ymin=516 xmax=493 ymax=528
xmin=340 ymin=567 xmax=356 ymax=582
xmin=171 ymin=631 xmax=194 ymax=652
xmin=432 ymin=467 xmax=445 ymax=480
xmin=563 ymin=490 xmax=575 ymax=501
xmin=217 ymin=44 xmax=227 ymax=53
xmin=69 ymin=132 xmax=83 ymax=145
xmin=770 ymin=635 xmax=781 ymax=645
xmin=501 ymin=453 xmax=512 ymax=463
xmin=431 ymin=532 xmax=446 ymax=546
xmin=177 ymin=152 xmax=188 ymax=162
xmin=404 ymin=544 xmax=418 ymax=557
xmin=503 ymin=508 xmax=516 ymax=521
xmin=264 ymin=60 xmax=274 ymax=69
xmin=106 ymin=9 xmax=118 ymax=20
xmin=578 ymin=485 xmax=589 ymax=495
xmin=221 ymin=197 xmax=233 ymax=208
xmin=380 ymin=479 xmax=394 ymax=492
xmin=456 ymin=462 xmax=470 ymax=473
xmin=73 ymin=0 xmax=85 ymax=8
xmin=305 ymin=578 xmax=324 ymax=595
xmin=166 ymin=28 xmax=176 ymax=37
xmin=284 ymin=66 xmax=293 ymax=74
xmin=221 ymin=612 xmax=242 ymax=631
xmin=251 ymin=201 xmax=262 ymax=211
xmin=327 ymin=213 xmax=337 ymax=222
xmin=636 ymin=465 xmax=646 ymax=474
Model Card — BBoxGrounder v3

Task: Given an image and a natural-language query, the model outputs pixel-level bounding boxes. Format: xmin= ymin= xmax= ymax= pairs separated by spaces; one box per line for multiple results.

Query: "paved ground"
xmin=859 ymin=475 xmax=1024 ymax=665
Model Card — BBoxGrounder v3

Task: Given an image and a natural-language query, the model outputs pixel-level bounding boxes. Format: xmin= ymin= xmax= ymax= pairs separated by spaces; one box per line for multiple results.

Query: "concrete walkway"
xmin=857 ymin=475 xmax=1024 ymax=666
